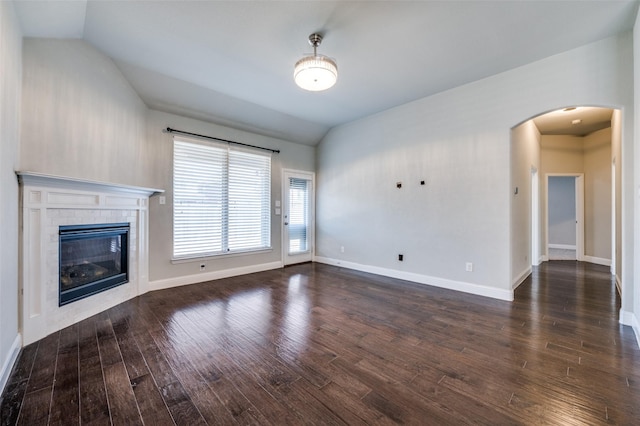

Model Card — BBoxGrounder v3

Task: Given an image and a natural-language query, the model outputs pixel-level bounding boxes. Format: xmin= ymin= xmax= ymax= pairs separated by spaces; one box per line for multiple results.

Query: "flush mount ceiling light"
xmin=294 ymin=33 xmax=338 ymax=91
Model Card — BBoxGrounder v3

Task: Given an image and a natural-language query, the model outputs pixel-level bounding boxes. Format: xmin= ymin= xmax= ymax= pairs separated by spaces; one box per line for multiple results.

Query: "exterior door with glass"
xmin=283 ymin=170 xmax=314 ymax=265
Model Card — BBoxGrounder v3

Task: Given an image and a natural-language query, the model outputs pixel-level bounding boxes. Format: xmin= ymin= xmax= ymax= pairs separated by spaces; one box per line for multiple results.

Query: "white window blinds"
xmin=173 ymin=137 xmax=271 ymax=259
xmin=288 ymin=177 xmax=310 ymax=254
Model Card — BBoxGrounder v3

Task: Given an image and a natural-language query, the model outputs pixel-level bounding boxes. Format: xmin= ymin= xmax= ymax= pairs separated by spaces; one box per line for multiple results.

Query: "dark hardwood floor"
xmin=1 ymin=261 xmax=639 ymax=425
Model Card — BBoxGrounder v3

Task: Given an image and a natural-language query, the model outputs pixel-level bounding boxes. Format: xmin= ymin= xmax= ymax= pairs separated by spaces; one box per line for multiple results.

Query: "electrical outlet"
xmin=159 ymin=196 xmax=166 ymax=205
xmin=465 ymin=262 xmax=473 ymax=272
xmin=340 ymin=246 xmax=345 ymax=253
xmin=398 ymin=254 xmax=404 ymax=261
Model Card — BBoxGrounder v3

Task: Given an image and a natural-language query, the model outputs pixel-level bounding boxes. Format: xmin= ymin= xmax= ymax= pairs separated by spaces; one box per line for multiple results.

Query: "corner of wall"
xmin=0 ymin=0 xmax=23 ymax=397
xmin=512 ymin=266 xmax=532 ymax=291
xmin=619 ymin=310 xmax=640 ymax=349
xmin=0 ymin=334 xmax=22 ymax=395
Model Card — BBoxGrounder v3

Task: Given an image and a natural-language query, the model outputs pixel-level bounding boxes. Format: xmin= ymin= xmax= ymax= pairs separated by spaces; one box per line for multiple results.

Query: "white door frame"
xmin=545 ymin=173 xmax=584 ymax=261
xmin=611 ymin=157 xmax=616 ymax=276
xmin=282 ymin=169 xmax=315 ymax=266
xmin=531 ymin=166 xmax=540 ymax=266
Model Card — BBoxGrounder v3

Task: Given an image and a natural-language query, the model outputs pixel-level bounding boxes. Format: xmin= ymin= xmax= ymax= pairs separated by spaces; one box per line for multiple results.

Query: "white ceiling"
xmin=14 ymin=0 xmax=639 ymax=145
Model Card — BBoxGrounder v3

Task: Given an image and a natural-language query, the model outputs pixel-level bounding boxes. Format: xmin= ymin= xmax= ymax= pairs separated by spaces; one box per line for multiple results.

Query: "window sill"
xmin=171 ymin=247 xmax=273 ymax=264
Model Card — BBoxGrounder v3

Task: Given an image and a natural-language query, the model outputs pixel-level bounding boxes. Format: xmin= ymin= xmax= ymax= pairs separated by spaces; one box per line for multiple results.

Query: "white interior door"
xmin=283 ymin=170 xmax=314 ymax=265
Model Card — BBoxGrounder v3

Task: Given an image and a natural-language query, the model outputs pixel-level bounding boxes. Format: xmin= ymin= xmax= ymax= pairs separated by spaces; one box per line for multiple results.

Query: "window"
xmin=288 ymin=177 xmax=310 ymax=254
xmin=173 ymin=137 xmax=271 ymax=259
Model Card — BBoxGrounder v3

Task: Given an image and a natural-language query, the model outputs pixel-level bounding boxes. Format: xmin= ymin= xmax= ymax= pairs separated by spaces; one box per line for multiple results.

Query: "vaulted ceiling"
xmin=14 ymin=1 xmax=639 ymax=145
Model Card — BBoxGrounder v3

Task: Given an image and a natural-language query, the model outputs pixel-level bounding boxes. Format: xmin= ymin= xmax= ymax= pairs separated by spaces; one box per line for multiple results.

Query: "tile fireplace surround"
xmin=17 ymin=172 xmax=162 ymax=345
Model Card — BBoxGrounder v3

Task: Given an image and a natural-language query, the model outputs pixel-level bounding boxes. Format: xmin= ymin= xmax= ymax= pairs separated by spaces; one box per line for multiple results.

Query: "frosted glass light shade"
xmin=294 ymin=54 xmax=338 ymax=91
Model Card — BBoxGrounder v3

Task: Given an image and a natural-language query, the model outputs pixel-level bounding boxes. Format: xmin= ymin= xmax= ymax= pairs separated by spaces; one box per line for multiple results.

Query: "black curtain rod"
xmin=164 ymin=127 xmax=280 ymax=154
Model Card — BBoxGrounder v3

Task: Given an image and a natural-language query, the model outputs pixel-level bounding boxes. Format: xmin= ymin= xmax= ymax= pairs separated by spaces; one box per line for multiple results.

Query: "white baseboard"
xmin=548 ymin=244 xmax=576 ymax=250
xmin=583 ymin=255 xmax=611 ymax=267
xmin=584 ymin=255 xmax=611 ymax=266
xmin=542 ymin=253 xmax=611 ymax=267
xmin=512 ymin=267 xmax=532 ymax=290
xmin=0 ymin=333 xmax=22 ymax=395
xmin=313 ymin=256 xmax=513 ymax=301
xmin=619 ymin=310 xmax=640 ymax=349
xmin=149 ymin=261 xmax=283 ymax=291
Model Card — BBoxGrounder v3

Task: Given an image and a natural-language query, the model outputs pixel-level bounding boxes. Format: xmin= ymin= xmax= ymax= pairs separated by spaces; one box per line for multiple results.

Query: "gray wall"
xmin=0 ymin=1 xmax=22 ymax=389
xmin=21 ymin=39 xmax=153 ymax=188
xmin=316 ymin=33 xmax=633 ymax=301
xmin=548 ymin=176 xmax=576 ymax=246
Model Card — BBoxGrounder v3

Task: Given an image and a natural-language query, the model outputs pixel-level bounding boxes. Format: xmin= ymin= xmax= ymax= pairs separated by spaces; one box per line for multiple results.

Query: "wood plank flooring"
xmin=1 ymin=261 xmax=639 ymax=425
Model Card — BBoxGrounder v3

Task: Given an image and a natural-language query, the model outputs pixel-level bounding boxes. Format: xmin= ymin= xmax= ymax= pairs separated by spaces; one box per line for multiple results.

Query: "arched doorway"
xmin=510 ymin=106 xmax=620 ymax=293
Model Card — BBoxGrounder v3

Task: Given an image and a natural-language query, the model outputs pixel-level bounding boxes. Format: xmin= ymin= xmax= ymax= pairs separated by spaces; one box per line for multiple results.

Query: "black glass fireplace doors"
xmin=59 ymin=223 xmax=129 ymax=306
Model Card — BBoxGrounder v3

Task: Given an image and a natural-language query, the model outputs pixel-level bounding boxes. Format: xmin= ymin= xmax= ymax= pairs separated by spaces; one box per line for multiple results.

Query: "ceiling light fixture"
xmin=294 ymin=33 xmax=337 ymax=91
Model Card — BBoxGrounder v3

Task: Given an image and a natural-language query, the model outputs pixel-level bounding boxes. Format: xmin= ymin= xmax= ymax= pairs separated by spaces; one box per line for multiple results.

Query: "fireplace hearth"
xmin=59 ymin=223 xmax=130 ymax=306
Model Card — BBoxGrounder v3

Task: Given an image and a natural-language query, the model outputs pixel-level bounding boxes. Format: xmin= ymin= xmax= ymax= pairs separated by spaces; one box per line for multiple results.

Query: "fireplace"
xmin=59 ymin=222 xmax=130 ymax=306
xmin=18 ymin=171 xmax=161 ymax=345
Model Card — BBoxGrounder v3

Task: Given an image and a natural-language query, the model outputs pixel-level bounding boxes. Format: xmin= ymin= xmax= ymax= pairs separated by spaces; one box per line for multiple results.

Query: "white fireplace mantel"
xmin=17 ymin=171 xmax=163 ymax=345
xmin=17 ymin=171 xmax=163 ymax=197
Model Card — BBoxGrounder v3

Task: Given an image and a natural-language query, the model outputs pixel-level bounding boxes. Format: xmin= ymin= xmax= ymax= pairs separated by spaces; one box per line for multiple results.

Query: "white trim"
xmin=541 ymin=254 xmax=549 ymax=262
xmin=611 ymin=157 xmax=616 ymax=276
xmin=545 ymin=174 xmax=585 ymax=262
xmin=149 ymin=261 xmax=282 ymax=291
xmin=548 ymin=244 xmax=577 ymax=250
xmin=0 ymin=334 xmax=22 ymax=395
xmin=615 ymin=274 xmax=621 ymax=296
xmin=282 ymin=169 xmax=316 ymax=266
xmin=531 ymin=166 xmax=540 ymax=267
xmin=16 ymin=171 xmax=163 ymax=196
xmin=313 ymin=257 xmax=513 ymax=301
xmin=512 ymin=266 xmax=532 ymax=290
xmin=575 ymin=175 xmax=585 ymax=261
xmin=619 ymin=310 xmax=640 ymax=348
xmin=582 ymin=255 xmax=611 ymax=267
xmin=171 ymin=248 xmax=273 ymax=264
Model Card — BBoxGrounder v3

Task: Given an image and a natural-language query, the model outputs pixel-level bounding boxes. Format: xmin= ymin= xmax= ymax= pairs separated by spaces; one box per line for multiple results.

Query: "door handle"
xmin=284 ymin=222 xmax=288 ymax=225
